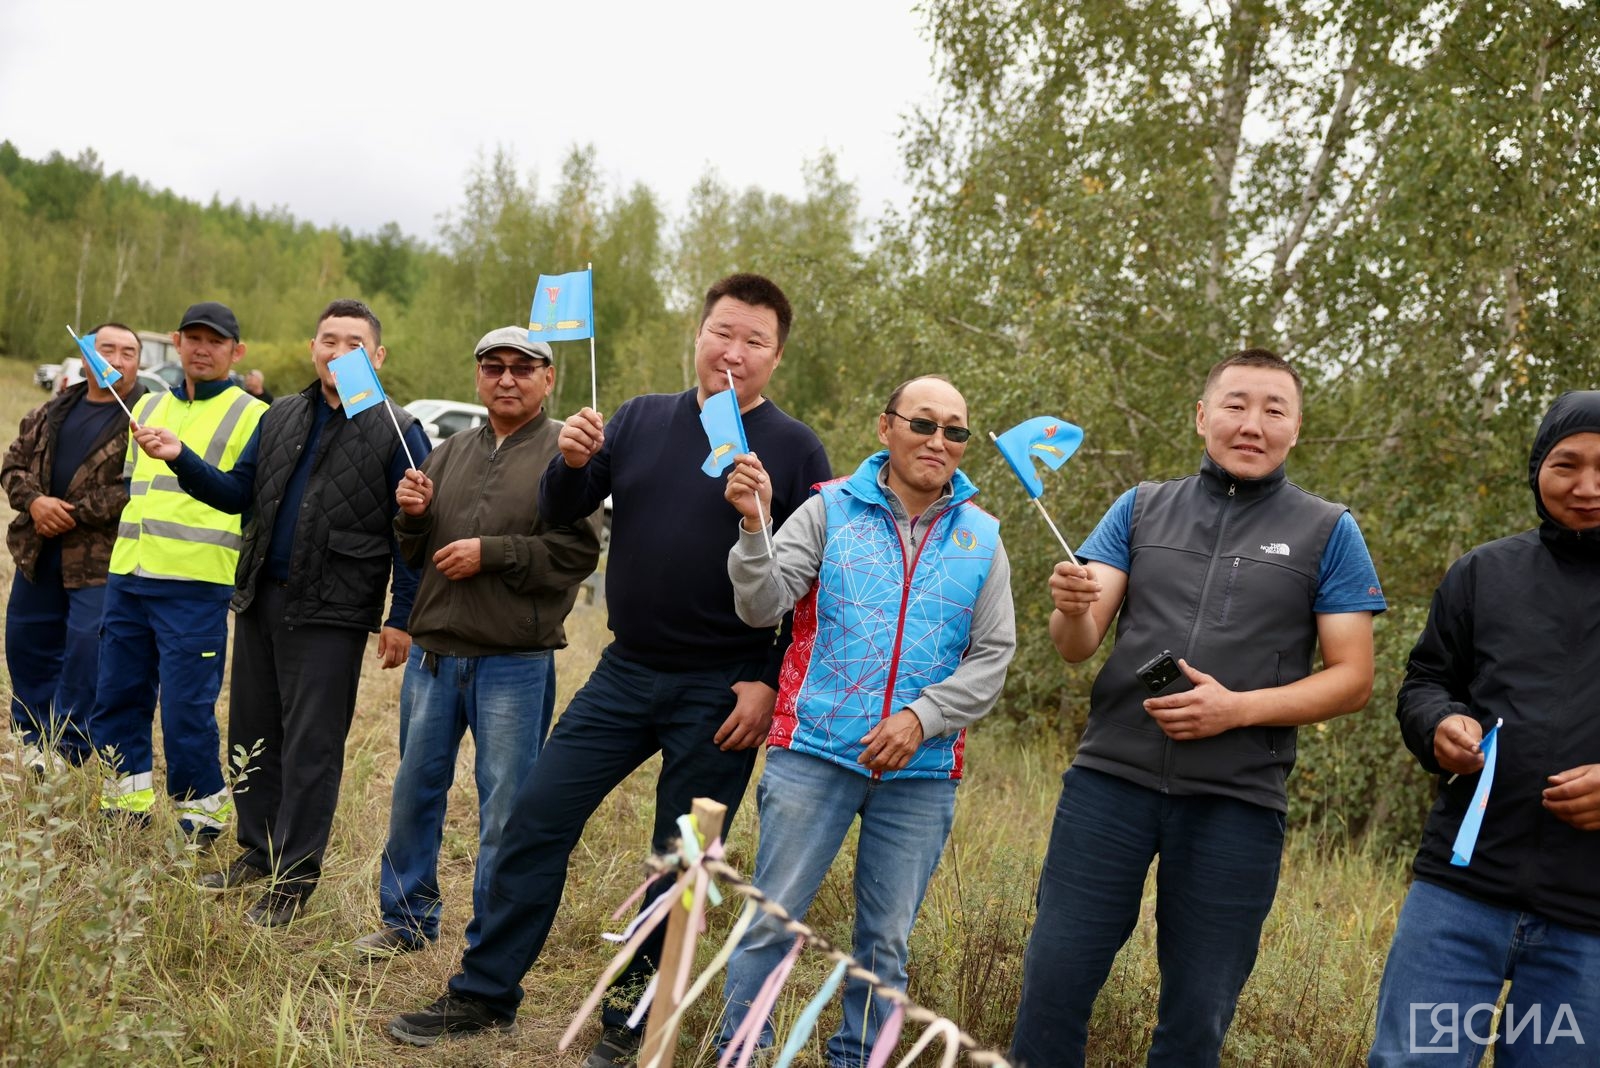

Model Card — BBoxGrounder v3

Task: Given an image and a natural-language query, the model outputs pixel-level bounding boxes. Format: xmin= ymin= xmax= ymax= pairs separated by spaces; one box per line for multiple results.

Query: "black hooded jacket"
xmin=1397 ymin=390 xmax=1600 ymax=932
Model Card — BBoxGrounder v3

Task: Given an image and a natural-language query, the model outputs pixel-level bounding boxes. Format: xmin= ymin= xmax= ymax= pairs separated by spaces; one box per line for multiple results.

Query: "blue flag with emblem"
xmin=992 ymin=415 xmax=1084 ymax=498
xmin=528 ymin=269 xmax=595 ymax=343
xmin=327 ymin=347 xmax=388 ymax=418
xmin=1450 ymin=720 xmax=1502 ymax=867
xmin=75 ymin=331 xmax=123 ymax=389
xmin=699 ymin=387 xmax=749 ymax=477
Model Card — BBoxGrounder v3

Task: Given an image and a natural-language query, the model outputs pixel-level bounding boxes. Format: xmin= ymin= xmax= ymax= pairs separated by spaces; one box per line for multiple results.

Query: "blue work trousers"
xmin=85 ymin=577 xmax=228 ymax=802
xmin=5 ymin=551 xmax=101 ymax=763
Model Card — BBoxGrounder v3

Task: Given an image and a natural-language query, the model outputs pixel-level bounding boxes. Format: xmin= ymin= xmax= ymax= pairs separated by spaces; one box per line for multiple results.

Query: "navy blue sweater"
xmin=540 ymin=389 xmax=830 ymax=683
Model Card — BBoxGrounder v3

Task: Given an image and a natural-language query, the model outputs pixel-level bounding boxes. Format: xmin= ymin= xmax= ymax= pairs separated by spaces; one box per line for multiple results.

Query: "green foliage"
xmin=899 ymin=0 xmax=1600 ymax=848
xmin=2 ymin=0 xmax=1593 ymax=855
xmin=0 ymin=765 xmax=178 ymax=1065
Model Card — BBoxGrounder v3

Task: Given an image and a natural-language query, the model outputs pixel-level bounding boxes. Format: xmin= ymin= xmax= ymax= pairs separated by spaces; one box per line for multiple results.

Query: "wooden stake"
xmin=639 ymin=797 xmax=728 ymax=1068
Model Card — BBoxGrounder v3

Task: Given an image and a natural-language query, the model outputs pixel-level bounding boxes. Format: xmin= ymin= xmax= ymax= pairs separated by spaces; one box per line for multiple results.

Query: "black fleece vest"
xmin=1074 ymin=457 xmax=1346 ymax=812
xmin=233 ymin=385 xmax=415 ymax=631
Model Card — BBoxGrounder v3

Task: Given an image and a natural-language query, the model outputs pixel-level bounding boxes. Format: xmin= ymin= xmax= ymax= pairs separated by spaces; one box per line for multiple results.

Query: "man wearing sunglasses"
xmin=716 ymin=375 xmax=1015 ymax=1067
xmin=352 ymin=327 xmax=602 ymax=958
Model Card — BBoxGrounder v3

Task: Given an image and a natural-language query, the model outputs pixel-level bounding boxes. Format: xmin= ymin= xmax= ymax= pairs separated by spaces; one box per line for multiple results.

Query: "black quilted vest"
xmin=233 ymin=382 xmax=416 ymax=631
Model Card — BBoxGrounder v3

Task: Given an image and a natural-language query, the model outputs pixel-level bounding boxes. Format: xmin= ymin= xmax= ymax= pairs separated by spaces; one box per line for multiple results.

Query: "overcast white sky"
xmin=0 ymin=0 xmax=939 ymax=243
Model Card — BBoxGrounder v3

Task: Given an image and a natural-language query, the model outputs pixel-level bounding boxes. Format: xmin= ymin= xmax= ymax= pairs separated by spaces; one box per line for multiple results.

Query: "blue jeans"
xmin=5 ymin=553 xmax=102 ymax=764
xmin=448 ymin=646 xmax=763 ymax=1023
xmin=720 ymin=748 xmax=958 ymax=1068
xmin=1010 ymin=766 xmax=1285 ymax=1068
xmin=379 ymin=646 xmax=555 ymax=947
xmin=1370 ymin=878 xmax=1600 ymax=1067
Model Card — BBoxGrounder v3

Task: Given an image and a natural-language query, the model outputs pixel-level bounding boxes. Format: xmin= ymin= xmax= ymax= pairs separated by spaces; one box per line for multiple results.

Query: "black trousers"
xmin=229 ymin=582 xmax=369 ymax=891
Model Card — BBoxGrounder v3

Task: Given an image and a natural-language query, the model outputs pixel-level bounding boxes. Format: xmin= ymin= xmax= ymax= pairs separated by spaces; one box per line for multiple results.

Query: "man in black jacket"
xmin=133 ymin=299 xmax=431 ymax=927
xmin=1369 ymin=390 xmax=1600 ymax=1066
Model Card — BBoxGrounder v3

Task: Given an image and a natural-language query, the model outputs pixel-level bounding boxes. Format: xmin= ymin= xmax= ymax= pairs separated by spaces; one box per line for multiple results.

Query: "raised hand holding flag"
xmin=991 ymin=415 xmax=1085 ymax=563
xmin=327 ymin=346 xmax=417 ymax=469
xmin=529 ymin=266 xmax=597 ymax=411
xmin=701 ymin=371 xmax=772 ymax=558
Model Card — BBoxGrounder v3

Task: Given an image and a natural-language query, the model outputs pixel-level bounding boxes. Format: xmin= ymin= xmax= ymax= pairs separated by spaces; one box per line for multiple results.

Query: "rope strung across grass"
xmin=632 ymin=846 xmax=1015 ymax=1068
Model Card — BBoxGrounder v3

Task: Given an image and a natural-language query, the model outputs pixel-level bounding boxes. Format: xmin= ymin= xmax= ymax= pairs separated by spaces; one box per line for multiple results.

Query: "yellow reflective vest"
xmin=111 ymin=384 xmax=267 ymax=585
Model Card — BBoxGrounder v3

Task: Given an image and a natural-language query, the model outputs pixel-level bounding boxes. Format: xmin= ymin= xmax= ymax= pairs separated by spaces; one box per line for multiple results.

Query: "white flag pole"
xmin=728 ymin=370 xmax=773 ymax=559
xmin=384 ymin=400 xmax=418 ymax=470
xmin=587 ymin=261 xmax=598 ymax=413
xmin=988 ymin=431 xmax=1079 ymax=565
xmin=65 ymin=326 xmax=135 ymax=421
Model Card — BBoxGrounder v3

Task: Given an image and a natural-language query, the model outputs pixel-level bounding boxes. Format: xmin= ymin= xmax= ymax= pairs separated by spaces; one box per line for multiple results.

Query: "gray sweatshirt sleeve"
xmin=727 ymin=494 xmax=829 ymax=628
xmin=906 ymin=536 xmax=1017 ymax=738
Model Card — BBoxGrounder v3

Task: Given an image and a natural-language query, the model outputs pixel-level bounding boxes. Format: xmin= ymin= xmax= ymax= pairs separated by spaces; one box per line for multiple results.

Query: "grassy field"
xmin=0 ymin=358 xmax=1416 ymax=1066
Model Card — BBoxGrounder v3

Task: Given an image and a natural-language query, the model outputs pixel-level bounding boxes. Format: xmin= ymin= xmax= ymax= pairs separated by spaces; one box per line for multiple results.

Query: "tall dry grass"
xmin=0 ymin=358 xmax=1413 ymax=1066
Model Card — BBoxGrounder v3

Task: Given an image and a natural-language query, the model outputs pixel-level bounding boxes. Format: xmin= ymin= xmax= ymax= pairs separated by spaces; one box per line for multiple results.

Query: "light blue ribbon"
xmin=1450 ymin=720 xmax=1502 ymax=866
xmin=771 ymin=958 xmax=850 ymax=1068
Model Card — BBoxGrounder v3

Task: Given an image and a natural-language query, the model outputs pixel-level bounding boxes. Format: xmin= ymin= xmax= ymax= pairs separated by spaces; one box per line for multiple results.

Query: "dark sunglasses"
xmin=478 ymin=359 xmax=548 ymax=379
xmin=884 ymin=409 xmax=972 ymax=443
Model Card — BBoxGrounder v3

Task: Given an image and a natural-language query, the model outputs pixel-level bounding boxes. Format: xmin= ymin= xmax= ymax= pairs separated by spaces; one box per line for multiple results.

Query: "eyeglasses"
xmin=478 ymin=359 xmax=548 ymax=380
xmin=884 ymin=410 xmax=972 ymax=443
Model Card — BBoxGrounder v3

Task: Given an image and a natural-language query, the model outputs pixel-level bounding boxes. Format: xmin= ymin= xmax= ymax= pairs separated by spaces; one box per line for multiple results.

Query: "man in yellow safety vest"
xmin=86 ymin=302 xmax=267 ymax=840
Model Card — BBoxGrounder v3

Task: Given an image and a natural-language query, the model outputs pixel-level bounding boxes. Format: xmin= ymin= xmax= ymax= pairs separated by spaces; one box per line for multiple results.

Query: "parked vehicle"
xmin=35 ymin=362 xmax=62 ymax=391
xmin=403 ymin=399 xmax=489 ymax=447
xmin=54 ymin=357 xmax=173 ymax=398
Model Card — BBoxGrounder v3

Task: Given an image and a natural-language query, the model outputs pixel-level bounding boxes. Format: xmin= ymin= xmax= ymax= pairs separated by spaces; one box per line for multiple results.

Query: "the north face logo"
xmin=1261 ymin=543 xmax=1291 ymax=556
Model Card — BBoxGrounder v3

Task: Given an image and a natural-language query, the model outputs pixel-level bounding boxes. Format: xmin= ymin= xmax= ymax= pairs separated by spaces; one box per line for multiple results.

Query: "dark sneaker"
xmin=585 ymin=1025 xmax=641 ymax=1067
xmin=199 ymin=858 xmax=267 ymax=892
xmin=245 ymin=883 xmax=313 ymax=928
xmin=388 ymin=993 xmax=512 ymax=1046
xmin=352 ymin=927 xmax=428 ymax=958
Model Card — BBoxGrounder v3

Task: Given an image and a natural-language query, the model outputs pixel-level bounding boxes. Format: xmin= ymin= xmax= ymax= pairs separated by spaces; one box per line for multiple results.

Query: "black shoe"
xmin=199 ymin=858 xmax=268 ymax=892
xmin=585 ymin=1025 xmax=641 ymax=1067
xmin=245 ymin=885 xmax=311 ymax=928
xmin=387 ymin=993 xmax=512 ymax=1046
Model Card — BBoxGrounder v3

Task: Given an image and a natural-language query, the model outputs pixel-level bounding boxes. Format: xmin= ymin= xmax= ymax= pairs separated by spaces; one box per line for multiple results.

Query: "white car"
xmin=403 ymin=399 xmax=489 ymax=447
xmin=55 ymin=357 xmax=172 ymax=397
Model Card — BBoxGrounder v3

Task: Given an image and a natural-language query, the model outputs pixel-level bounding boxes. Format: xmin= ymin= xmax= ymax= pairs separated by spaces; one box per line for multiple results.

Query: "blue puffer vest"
xmin=771 ymin=452 xmax=999 ymax=780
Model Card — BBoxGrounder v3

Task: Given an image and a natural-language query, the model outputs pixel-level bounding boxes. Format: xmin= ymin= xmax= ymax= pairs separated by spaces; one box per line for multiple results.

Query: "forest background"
xmin=0 ymin=2 xmax=1597 ymax=1063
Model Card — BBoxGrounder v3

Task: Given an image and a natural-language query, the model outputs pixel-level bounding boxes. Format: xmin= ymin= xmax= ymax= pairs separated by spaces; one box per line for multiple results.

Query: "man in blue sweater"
xmin=389 ymin=273 xmax=831 ymax=1053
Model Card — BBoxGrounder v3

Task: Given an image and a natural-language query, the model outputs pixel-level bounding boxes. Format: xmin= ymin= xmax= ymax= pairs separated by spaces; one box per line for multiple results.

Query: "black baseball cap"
xmin=178 ymin=301 xmax=241 ymax=340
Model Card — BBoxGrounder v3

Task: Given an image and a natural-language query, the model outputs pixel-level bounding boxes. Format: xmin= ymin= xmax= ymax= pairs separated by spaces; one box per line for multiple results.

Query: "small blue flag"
xmin=75 ymin=331 xmax=123 ymax=389
xmin=1450 ymin=720 xmax=1502 ymax=867
xmin=699 ymin=388 xmax=749 ymax=476
xmin=993 ymin=415 xmax=1085 ymax=498
xmin=528 ymin=269 xmax=594 ymax=343
xmin=327 ymin=347 xmax=388 ymax=418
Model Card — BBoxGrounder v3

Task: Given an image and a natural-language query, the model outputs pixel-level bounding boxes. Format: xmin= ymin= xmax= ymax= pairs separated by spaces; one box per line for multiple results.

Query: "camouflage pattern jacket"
xmin=3 ymin=380 xmax=147 ymax=588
